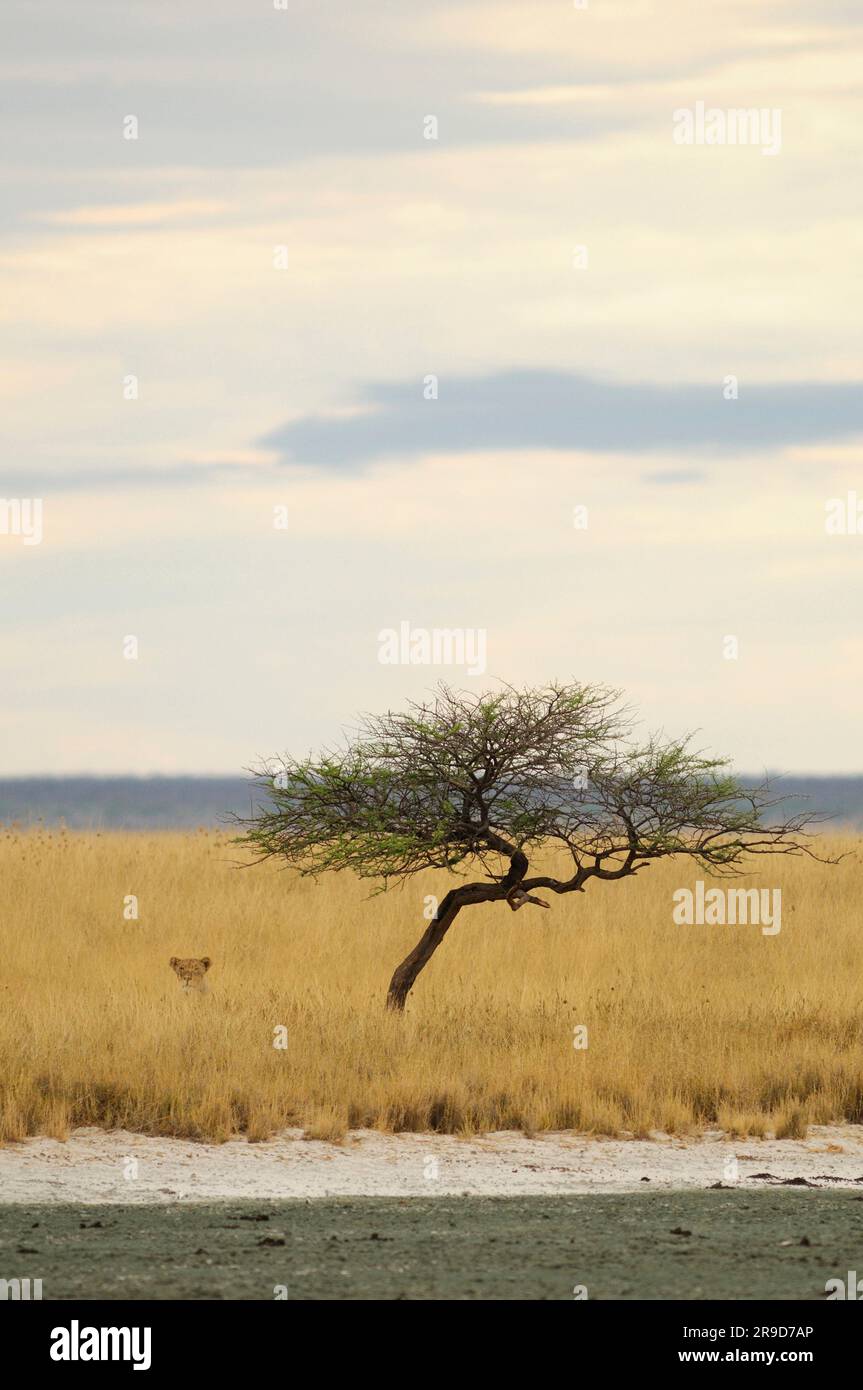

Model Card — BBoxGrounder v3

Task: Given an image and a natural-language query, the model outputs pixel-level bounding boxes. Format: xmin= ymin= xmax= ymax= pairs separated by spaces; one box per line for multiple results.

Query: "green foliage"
xmin=237 ymin=681 xmax=821 ymax=889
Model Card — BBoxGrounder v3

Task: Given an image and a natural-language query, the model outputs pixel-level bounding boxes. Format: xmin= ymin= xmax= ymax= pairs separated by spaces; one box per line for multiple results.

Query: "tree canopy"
xmin=239 ymin=682 xmax=825 ymax=1009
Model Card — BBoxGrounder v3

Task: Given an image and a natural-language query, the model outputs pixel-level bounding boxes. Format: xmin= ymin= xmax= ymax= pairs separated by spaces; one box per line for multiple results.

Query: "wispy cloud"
xmin=261 ymin=371 xmax=863 ymax=470
xmin=38 ymin=200 xmax=230 ymax=228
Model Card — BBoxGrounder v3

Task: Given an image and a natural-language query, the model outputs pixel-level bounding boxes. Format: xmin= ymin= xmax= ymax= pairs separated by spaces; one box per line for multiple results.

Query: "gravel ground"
xmin=2 ymin=1192 xmax=861 ymax=1300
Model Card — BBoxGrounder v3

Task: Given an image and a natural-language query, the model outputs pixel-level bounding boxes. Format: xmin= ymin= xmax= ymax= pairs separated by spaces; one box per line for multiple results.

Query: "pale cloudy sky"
xmin=1 ymin=0 xmax=861 ymax=774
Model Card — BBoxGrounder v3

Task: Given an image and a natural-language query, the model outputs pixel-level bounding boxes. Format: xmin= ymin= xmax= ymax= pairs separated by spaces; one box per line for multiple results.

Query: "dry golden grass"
xmin=1 ymin=828 xmax=862 ymax=1144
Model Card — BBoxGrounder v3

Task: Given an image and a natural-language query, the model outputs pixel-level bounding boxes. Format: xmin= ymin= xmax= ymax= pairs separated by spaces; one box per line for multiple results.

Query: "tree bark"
xmin=386 ymin=849 xmax=528 ymax=1011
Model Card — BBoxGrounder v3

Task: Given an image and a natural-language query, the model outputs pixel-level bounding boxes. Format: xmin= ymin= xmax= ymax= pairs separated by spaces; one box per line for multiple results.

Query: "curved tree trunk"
xmin=385 ymin=891 xmax=464 ymax=1011
xmin=386 ymin=848 xmax=528 ymax=1011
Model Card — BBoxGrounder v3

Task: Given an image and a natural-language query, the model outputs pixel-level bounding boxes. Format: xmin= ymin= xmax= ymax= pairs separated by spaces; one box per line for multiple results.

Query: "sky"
xmin=1 ymin=0 xmax=861 ymax=775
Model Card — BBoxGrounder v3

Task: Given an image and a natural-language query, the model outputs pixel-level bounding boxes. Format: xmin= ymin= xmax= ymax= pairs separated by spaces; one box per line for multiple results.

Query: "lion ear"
xmin=169 ymin=957 xmax=178 ymax=968
xmin=201 ymin=957 xmax=211 ymax=970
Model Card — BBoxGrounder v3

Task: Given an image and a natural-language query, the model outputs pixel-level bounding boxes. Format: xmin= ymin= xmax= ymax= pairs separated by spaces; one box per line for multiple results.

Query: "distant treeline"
xmin=0 ymin=777 xmax=269 ymax=830
xmin=1 ymin=775 xmax=863 ymax=831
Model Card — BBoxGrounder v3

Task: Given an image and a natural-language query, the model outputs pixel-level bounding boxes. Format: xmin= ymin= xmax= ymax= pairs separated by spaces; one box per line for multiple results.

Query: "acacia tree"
xmin=239 ymin=682 xmax=823 ymax=1011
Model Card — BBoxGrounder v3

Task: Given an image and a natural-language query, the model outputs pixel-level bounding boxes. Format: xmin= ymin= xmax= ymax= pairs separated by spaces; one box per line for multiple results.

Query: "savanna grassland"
xmin=1 ymin=829 xmax=861 ymax=1144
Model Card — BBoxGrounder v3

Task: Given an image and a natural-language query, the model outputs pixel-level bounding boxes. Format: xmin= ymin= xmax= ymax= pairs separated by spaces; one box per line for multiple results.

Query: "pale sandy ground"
xmin=2 ymin=1125 xmax=863 ymax=1203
